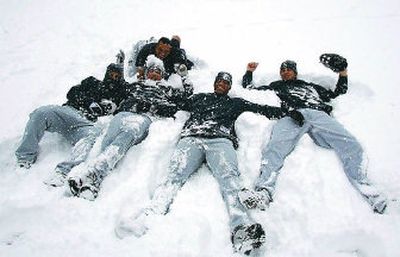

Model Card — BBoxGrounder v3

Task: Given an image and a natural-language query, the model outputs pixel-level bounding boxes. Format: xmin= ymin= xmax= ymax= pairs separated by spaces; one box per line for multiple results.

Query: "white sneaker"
xmin=43 ymin=171 xmax=67 ymax=187
xmin=238 ymin=188 xmax=271 ymax=211
xmin=115 ymin=209 xmax=153 ymax=239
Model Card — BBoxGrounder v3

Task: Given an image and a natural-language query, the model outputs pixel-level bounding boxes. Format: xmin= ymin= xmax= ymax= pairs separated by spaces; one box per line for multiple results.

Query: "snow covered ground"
xmin=1 ymin=0 xmax=400 ymax=256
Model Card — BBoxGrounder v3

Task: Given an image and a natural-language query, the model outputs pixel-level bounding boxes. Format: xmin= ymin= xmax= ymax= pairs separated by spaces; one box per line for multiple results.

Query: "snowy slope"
xmin=1 ymin=0 xmax=400 ymax=256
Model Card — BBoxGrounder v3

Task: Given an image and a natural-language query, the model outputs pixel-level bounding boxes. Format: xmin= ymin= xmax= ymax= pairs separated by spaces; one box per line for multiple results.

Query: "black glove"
xmin=288 ymin=110 xmax=304 ymax=126
xmin=116 ymin=50 xmax=125 ymax=65
xmin=320 ymin=53 xmax=348 ymax=72
xmin=89 ymin=102 xmax=103 ymax=116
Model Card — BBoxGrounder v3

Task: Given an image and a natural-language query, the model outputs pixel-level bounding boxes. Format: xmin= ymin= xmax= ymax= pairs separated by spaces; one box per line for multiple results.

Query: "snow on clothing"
xmin=117 ymin=93 xmax=288 ymax=236
xmin=83 ymin=79 xmax=193 ymax=183
xmin=15 ymin=64 xmax=129 ymax=173
xmin=178 ymin=92 xmax=286 ymax=148
xmin=15 ymin=105 xmax=101 ymax=174
xmin=138 ymin=137 xmax=253 ymax=230
xmin=135 ymin=42 xmax=194 ymax=77
xmin=242 ymin=70 xmax=348 ymax=114
xmin=242 ymin=72 xmax=386 ymax=212
xmin=65 ymin=63 xmax=130 ymax=121
xmin=117 ymin=78 xmax=193 ymax=118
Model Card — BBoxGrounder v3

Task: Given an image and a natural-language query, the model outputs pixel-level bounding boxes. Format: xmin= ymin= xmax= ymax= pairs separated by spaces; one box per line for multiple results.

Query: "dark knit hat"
xmin=214 ymin=71 xmax=232 ymax=86
xmin=280 ymin=60 xmax=297 ymax=74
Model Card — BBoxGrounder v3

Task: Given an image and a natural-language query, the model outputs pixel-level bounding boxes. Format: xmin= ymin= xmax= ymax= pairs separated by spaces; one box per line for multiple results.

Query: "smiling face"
xmin=146 ymin=67 xmax=163 ymax=81
xmin=155 ymin=42 xmax=172 ymax=60
xmin=214 ymin=79 xmax=231 ymax=95
xmin=280 ymin=68 xmax=297 ymax=81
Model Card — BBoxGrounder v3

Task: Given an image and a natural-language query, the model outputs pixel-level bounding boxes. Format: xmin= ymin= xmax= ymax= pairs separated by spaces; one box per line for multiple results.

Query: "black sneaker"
xmin=231 ymin=223 xmax=266 ymax=255
xmin=78 ymin=172 xmax=101 ymax=201
xmin=68 ymin=176 xmax=83 ymax=196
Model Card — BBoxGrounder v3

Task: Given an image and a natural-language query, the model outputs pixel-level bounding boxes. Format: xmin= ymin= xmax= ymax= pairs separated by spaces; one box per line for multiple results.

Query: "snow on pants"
xmin=15 ymin=105 xmax=100 ymax=174
xmin=255 ymin=108 xmax=383 ymax=207
xmin=89 ymin=112 xmax=151 ymax=178
xmin=147 ymin=136 xmax=253 ymax=231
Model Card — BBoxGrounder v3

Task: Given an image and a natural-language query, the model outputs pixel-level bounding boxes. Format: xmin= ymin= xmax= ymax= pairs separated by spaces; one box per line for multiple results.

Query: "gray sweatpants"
xmin=88 ymin=112 xmax=152 ymax=178
xmin=255 ymin=108 xmax=384 ymax=207
xmin=15 ymin=105 xmax=100 ymax=174
xmin=146 ymin=136 xmax=252 ymax=231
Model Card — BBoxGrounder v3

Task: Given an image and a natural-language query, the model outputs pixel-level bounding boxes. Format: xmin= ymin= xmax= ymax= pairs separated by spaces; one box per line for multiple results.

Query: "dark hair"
xmin=158 ymin=37 xmax=171 ymax=45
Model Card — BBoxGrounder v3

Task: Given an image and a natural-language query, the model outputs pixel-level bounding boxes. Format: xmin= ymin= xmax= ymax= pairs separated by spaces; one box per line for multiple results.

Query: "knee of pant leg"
xmin=30 ymin=105 xmax=58 ymax=119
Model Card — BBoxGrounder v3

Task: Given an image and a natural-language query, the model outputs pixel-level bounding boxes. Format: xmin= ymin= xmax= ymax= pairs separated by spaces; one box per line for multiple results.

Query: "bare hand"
xmin=247 ymin=62 xmax=259 ymax=72
xmin=339 ymin=69 xmax=348 ymax=76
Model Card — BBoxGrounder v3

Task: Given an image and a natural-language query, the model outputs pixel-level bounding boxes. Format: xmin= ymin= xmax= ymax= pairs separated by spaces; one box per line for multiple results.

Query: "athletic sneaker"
xmin=115 ymin=209 xmax=153 ymax=239
xmin=43 ymin=171 xmax=67 ymax=187
xmin=238 ymin=188 xmax=272 ymax=211
xmin=231 ymin=223 xmax=266 ymax=255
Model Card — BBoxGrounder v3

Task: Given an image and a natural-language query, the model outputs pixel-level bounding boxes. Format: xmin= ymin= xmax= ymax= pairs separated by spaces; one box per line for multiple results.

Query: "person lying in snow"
xmin=15 ymin=52 xmax=129 ymax=186
xmin=238 ymin=54 xmax=387 ymax=214
xmin=114 ymin=71 xmax=304 ymax=255
xmin=129 ymin=35 xmax=194 ymax=79
xmin=67 ymin=55 xmax=193 ymax=200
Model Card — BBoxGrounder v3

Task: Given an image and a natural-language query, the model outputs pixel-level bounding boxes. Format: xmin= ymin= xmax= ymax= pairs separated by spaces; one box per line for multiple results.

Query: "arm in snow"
xmin=312 ymin=75 xmax=348 ymax=101
xmin=66 ymin=76 xmax=100 ymax=108
xmin=242 ymin=70 xmax=274 ymax=91
xmin=135 ymin=43 xmax=152 ymax=68
xmin=237 ymin=98 xmax=286 ymax=120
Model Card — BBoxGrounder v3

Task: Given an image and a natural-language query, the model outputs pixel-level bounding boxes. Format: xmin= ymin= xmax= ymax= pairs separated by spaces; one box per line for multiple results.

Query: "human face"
xmin=155 ymin=42 xmax=172 ymax=60
xmin=146 ymin=68 xmax=163 ymax=81
xmin=280 ymin=68 xmax=296 ymax=81
xmin=214 ymin=79 xmax=231 ymax=95
xmin=109 ymin=71 xmax=122 ymax=81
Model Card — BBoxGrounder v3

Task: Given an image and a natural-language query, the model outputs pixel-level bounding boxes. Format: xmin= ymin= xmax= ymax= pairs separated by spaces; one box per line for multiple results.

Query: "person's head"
xmin=104 ymin=63 xmax=123 ymax=83
xmin=280 ymin=60 xmax=297 ymax=81
xmin=214 ymin=71 xmax=232 ymax=95
xmin=155 ymin=37 xmax=172 ymax=60
xmin=144 ymin=55 xmax=165 ymax=81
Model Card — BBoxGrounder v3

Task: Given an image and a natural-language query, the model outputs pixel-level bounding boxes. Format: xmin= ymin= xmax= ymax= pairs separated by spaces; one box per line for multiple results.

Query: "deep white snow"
xmin=1 ymin=0 xmax=400 ymax=256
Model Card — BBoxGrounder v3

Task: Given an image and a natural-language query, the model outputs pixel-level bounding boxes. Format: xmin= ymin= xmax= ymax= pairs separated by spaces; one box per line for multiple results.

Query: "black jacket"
xmin=242 ymin=71 xmax=348 ymax=114
xmin=117 ymin=79 xmax=193 ymax=118
xmin=64 ymin=64 xmax=130 ymax=121
xmin=135 ymin=43 xmax=194 ymax=77
xmin=178 ymin=93 xmax=286 ymax=148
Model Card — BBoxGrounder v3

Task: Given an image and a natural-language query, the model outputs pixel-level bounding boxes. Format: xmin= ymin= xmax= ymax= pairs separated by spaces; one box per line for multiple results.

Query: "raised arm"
xmin=242 ymin=62 xmax=273 ymax=91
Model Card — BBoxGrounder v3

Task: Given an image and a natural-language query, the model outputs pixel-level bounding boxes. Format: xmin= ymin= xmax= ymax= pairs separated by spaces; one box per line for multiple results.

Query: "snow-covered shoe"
xmin=115 ymin=209 xmax=152 ymax=239
xmin=372 ymin=196 xmax=388 ymax=214
xmin=238 ymin=188 xmax=271 ymax=211
xmin=231 ymin=223 xmax=266 ymax=255
xmin=319 ymin=53 xmax=348 ymax=72
xmin=68 ymin=176 xmax=83 ymax=196
xmin=79 ymin=184 xmax=99 ymax=201
xmin=44 ymin=171 xmax=67 ymax=187
xmin=17 ymin=159 xmax=35 ymax=169
xmin=77 ymin=172 xmax=101 ymax=201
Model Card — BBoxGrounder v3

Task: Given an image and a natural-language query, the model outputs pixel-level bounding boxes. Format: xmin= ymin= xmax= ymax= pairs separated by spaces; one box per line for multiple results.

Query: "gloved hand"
xmin=288 ymin=110 xmax=304 ymax=126
xmin=116 ymin=50 xmax=125 ymax=65
xmin=100 ymin=99 xmax=117 ymax=115
xmin=89 ymin=102 xmax=104 ymax=116
xmin=175 ymin=63 xmax=188 ymax=77
xmin=320 ymin=53 xmax=348 ymax=72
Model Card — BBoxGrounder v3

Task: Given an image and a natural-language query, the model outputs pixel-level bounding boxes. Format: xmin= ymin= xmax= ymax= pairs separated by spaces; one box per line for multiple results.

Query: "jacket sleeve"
xmin=135 ymin=44 xmax=152 ymax=67
xmin=312 ymin=75 xmax=348 ymax=101
xmin=242 ymin=71 xmax=274 ymax=91
xmin=66 ymin=76 xmax=99 ymax=108
xmin=237 ymin=98 xmax=286 ymax=119
xmin=163 ymin=79 xmax=194 ymax=107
